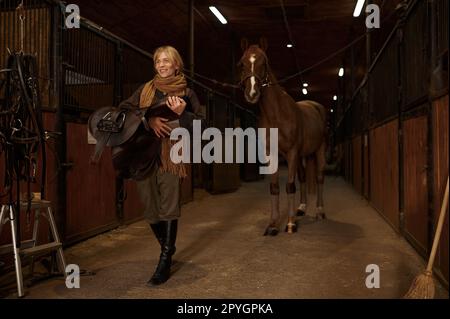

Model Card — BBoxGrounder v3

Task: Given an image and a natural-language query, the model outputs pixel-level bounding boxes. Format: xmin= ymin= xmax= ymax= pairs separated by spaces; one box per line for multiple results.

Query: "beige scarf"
xmin=139 ymin=73 xmax=187 ymax=108
xmin=139 ymin=74 xmax=187 ymax=178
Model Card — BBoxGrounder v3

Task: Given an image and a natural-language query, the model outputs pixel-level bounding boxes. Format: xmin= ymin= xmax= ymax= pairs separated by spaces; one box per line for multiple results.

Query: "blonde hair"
xmin=153 ymin=46 xmax=184 ymax=75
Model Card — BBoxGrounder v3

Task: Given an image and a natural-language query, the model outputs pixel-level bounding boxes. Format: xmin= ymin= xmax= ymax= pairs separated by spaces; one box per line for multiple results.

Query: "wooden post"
xmin=52 ymin=3 xmax=67 ymax=241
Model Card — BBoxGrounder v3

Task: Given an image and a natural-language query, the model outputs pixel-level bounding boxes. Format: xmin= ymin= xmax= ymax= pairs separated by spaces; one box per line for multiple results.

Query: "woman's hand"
xmin=166 ymin=96 xmax=186 ymax=115
xmin=148 ymin=117 xmax=171 ymax=138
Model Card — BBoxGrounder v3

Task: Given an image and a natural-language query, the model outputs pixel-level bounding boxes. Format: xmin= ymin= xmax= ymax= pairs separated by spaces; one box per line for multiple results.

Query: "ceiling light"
xmin=353 ymin=0 xmax=366 ymax=17
xmin=303 ymin=83 xmax=308 ymax=87
xmin=209 ymin=6 xmax=227 ymax=24
xmin=333 ymin=95 xmax=338 ymax=101
xmin=338 ymin=67 xmax=344 ymax=77
xmin=331 ymin=109 xmax=334 ymax=113
xmin=287 ymin=44 xmax=293 ymax=48
xmin=302 ymin=88 xmax=308 ymax=95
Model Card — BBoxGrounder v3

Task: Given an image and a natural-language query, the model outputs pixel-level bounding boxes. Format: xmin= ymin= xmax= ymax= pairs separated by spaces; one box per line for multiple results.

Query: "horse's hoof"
xmin=263 ymin=227 xmax=279 ymax=236
xmin=297 ymin=209 xmax=306 ymax=217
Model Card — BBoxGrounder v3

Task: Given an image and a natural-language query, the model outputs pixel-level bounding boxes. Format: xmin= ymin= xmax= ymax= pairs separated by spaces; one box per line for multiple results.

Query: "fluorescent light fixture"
xmin=287 ymin=44 xmax=293 ymax=48
xmin=302 ymin=88 xmax=308 ymax=95
xmin=303 ymin=83 xmax=308 ymax=87
xmin=338 ymin=67 xmax=344 ymax=77
xmin=333 ymin=95 xmax=337 ymax=101
xmin=209 ymin=6 xmax=227 ymax=24
xmin=353 ymin=0 xmax=366 ymax=17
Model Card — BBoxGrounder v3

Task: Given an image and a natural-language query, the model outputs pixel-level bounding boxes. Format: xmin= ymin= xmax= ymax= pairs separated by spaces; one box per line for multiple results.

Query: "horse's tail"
xmin=306 ymin=155 xmax=317 ymax=194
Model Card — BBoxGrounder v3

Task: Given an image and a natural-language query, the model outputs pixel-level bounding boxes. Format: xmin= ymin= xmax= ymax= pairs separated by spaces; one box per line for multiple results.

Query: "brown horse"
xmin=239 ymin=39 xmax=327 ymax=236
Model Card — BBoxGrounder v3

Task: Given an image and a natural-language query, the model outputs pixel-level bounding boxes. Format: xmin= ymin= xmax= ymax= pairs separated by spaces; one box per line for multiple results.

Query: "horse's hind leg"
xmin=297 ymin=157 xmax=307 ymax=216
xmin=315 ymin=142 xmax=326 ymax=220
xmin=264 ymin=170 xmax=280 ymax=236
xmin=285 ymin=150 xmax=298 ymax=233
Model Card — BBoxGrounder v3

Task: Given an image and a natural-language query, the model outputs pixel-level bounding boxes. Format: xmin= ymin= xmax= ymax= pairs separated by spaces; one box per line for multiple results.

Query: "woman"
xmin=119 ymin=45 xmax=202 ymax=285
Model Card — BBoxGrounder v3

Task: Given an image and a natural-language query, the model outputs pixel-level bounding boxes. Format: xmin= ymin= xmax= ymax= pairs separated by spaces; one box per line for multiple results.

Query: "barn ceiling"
xmin=72 ymin=0 xmax=401 ymax=108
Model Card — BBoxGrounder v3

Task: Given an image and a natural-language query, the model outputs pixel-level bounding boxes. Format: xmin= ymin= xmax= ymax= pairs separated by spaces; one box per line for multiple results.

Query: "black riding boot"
xmin=148 ymin=219 xmax=178 ymax=285
xmin=150 ymin=222 xmax=165 ymax=247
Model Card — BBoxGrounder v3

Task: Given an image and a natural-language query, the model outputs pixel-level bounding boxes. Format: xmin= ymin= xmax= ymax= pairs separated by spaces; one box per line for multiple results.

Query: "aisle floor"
xmin=3 ymin=169 xmax=449 ymax=299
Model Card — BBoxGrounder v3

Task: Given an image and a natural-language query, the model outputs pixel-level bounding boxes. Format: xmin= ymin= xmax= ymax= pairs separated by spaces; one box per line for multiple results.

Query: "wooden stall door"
xmin=402 ymin=116 xmax=429 ymax=255
xmin=370 ymin=121 xmax=399 ymax=231
xmin=433 ymin=95 xmax=449 ymax=283
xmin=65 ymin=122 xmax=119 ymax=244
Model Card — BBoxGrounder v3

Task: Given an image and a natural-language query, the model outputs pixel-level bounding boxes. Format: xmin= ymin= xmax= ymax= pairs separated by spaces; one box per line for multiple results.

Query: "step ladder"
xmin=0 ymin=200 xmax=67 ymax=298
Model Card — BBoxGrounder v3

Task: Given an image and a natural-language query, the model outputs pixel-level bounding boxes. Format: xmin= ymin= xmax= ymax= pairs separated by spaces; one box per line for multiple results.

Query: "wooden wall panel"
xmin=403 ymin=115 xmax=429 ymax=254
xmin=370 ymin=120 xmax=399 ymax=231
xmin=370 ymin=129 xmax=383 ymax=213
xmin=0 ymin=7 xmax=51 ymax=107
xmin=344 ymin=140 xmax=352 ymax=183
xmin=432 ymin=95 xmax=449 ymax=283
xmin=363 ymin=133 xmax=370 ymax=199
xmin=352 ymin=136 xmax=362 ymax=195
xmin=65 ymin=123 xmax=118 ymax=243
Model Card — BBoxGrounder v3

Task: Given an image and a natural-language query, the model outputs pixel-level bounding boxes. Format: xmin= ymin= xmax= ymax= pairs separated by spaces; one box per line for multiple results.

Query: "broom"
xmin=404 ymin=177 xmax=449 ymax=299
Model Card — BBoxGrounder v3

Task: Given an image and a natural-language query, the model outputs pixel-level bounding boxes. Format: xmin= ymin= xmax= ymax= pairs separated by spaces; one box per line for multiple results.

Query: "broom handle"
xmin=426 ymin=177 xmax=449 ymax=273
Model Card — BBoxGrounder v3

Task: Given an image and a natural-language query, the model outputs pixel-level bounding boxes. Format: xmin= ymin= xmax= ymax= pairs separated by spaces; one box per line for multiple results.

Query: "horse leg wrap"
xmin=270 ymin=183 xmax=280 ymax=195
xmin=286 ymin=182 xmax=296 ymax=194
xmin=287 ymin=193 xmax=296 ymax=217
xmin=285 ymin=216 xmax=297 ymax=234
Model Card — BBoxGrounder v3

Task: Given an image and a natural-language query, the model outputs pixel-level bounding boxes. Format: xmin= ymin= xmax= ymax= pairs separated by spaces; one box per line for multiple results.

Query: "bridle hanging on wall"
xmin=0 ymin=1 xmax=46 ymax=239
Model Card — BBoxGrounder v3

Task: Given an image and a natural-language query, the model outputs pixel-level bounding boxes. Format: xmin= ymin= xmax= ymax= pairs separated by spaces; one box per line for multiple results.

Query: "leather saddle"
xmin=88 ymin=99 xmax=179 ymax=180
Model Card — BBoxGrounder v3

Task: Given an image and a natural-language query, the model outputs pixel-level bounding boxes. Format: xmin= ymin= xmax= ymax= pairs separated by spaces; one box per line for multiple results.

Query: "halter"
xmin=239 ymin=57 xmax=273 ymax=89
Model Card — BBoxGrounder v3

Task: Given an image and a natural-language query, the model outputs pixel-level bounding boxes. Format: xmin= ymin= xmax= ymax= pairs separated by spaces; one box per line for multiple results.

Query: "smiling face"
xmin=239 ymin=46 xmax=267 ymax=104
xmin=154 ymin=51 xmax=178 ymax=78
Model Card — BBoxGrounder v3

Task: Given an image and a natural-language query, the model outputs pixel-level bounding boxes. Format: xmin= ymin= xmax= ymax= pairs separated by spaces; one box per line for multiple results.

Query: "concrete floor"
xmin=2 ymin=167 xmax=449 ymax=299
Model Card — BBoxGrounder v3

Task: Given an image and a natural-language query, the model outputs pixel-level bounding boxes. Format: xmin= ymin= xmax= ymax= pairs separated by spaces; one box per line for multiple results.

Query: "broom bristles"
xmin=404 ymin=271 xmax=435 ymax=299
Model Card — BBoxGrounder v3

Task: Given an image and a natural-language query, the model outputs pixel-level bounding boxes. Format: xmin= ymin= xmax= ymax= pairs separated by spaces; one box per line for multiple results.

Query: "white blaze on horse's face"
xmin=249 ymin=54 xmax=257 ymax=99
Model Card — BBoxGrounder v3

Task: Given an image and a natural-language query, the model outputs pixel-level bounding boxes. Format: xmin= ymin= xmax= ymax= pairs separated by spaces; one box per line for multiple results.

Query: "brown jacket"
xmin=113 ymin=85 xmax=203 ymax=180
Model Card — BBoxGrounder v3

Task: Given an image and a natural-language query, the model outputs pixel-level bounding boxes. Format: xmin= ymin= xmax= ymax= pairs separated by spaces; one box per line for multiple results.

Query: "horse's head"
xmin=238 ymin=38 xmax=270 ymax=104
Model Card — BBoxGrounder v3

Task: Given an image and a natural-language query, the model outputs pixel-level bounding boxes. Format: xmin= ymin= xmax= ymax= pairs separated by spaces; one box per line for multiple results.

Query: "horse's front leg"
xmin=285 ymin=149 xmax=298 ymax=233
xmin=264 ymin=170 xmax=280 ymax=236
